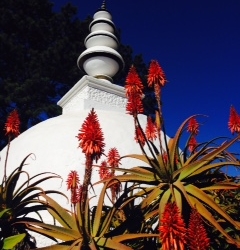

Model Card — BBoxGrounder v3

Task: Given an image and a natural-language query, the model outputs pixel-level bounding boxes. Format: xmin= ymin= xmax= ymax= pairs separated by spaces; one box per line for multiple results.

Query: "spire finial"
xmin=101 ymin=0 xmax=106 ymax=10
xmin=77 ymin=0 xmax=124 ymax=82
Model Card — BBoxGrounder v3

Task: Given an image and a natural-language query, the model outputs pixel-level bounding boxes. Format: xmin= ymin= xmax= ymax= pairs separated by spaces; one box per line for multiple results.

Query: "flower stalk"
xmin=3 ymin=110 xmax=20 ymax=184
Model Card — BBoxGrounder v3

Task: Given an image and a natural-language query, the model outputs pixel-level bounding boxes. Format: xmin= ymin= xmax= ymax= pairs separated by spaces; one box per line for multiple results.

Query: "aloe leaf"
xmin=179 ymin=136 xmax=240 ymax=179
xmin=93 ymin=180 xmax=114 ymax=236
xmin=111 ymin=233 xmax=159 ymax=242
xmin=25 ymin=222 xmax=80 ymax=241
xmin=36 ymin=245 xmax=80 ymax=250
xmin=121 ymin=154 xmax=160 ymax=172
xmin=173 ymin=180 xmax=192 ymax=207
xmin=185 ymin=184 xmax=240 ymax=229
xmin=144 ymin=209 xmax=158 ymax=221
xmin=109 ymin=166 xmax=154 ymax=178
xmin=13 ymin=174 xmax=62 ymax=202
xmin=13 ymin=172 xmax=61 ymax=197
xmin=184 ymin=137 xmax=225 ymax=166
xmin=98 ymin=207 xmax=116 ymax=237
xmin=141 ymin=184 xmax=165 ymax=209
xmin=2 ymin=233 xmax=26 ymax=250
xmin=168 ymin=115 xmax=202 ymax=168
xmin=0 ymin=208 xmax=11 ymax=218
xmin=188 ymin=195 xmax=240 ymax=247
xmin=159 ymin=188 xmax=171 ymax=219
xmin=94 ymin=237 xmax=132 ymax=250
xmin=110 ymin=174 xmax=155 ymax=182
xmin=201 ymin=183 xmax=239 ymax=191
xmin=187 ymin=161 xmax=240 ymax=178
xmin=172 ymin=186 xmax=182 ymax=214
xmin=39 ymin=193 xmax=78 ymax=230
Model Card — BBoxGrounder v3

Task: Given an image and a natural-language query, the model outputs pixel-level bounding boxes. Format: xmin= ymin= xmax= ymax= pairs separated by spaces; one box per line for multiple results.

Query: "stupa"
xmin=0 ymin=1 xmax=163 ymax=247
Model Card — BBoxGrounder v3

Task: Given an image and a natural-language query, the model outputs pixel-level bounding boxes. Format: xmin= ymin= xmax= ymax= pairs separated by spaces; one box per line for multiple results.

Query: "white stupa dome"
xmin=0 ymin=2 xmax=168 ymax=247
xmin=0 ymin=75 xmax=158 ymax=246
xmin=0 ymin=75 xmax=149 ymax=201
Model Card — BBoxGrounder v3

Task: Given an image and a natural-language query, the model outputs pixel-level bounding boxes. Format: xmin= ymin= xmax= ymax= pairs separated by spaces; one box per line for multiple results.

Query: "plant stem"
xmin=3 ymin=136 xmax=11 ymax=184
xmin=80 ymin=155 xmax=93 ymax=245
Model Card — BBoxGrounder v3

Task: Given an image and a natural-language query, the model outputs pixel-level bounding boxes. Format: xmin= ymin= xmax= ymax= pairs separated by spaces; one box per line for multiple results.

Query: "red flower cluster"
xmin=187 ymin=117 xmax=199 ymax=153
xmin=99 ymin=161 xmax=110 ymax=180
xmin=159 ymin=202 xmax=187 ymax=250
xmin=145 ymin=116 xmax=157 ymax=141
xmin=66 ymin=171 xmax=82 ymax=204
xmin=148 ymin=60 xmax=167 ymax=99
xmin=66 ymin=170 xmax=80 ymax=190
xmin=134 ymin=126 xmax=146 ymax=146
xmin=125 ymin=66 xmax=144 ymax=116
xmin=77 ymin=109 xmax=105 ymax=162
xmin=125 ymin=66 xmax=143 ymax=97
xmin=228 ymin=106 xmax=240 ymax=134
xmin=107 ymin=147 xmax=121 ymax=168
xmin=188 ymin=137 xmax=198 ymax=153
xmin=5 ymin=110 xmax=20 ymax=138
xmin=148 ymin=60 xmax=167 ymax=88
xmin=99 ymin=148 xmax=121 ymax=202
xmin=187 ymin=117 xmax=199 ymax=135
xmin=187 ymin=208 xmax=210 ymax=250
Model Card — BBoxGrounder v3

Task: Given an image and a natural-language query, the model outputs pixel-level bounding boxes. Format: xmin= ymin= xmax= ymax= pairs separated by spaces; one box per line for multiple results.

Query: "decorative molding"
xmin=57 ymin=76 xmax=127 ymax=114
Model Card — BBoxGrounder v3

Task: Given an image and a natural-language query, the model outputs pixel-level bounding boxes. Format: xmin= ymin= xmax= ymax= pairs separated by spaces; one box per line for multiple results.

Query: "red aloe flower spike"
xmin=159 ymin=202 xmax=187 ymax=250
xmin=67 ymin=171 xmax=80 ymax=205
xmin=134 ymin=125 xmax=146 ymax=146
xmin=70 ymin=184 xmax=83 ymax=205
xmin=148 ymin=61 xmax=167 ymax=113
xmin=188 ymin=136 xmax=198 ymax=153
xmin=187 ymin=208 xmax=210 ymax=250
xmin=70 ymin=188 xmax=78 ymax=204
xmin=125 ymin=66 xmax=144 ymax=97
xmin=110 ymin=180 xmax=121 ymax=203
xmin=4 ymin=110 xmax=20 ymax=138
xmin=187 ymin=117 xmax=200 ymax=135
xmin=145 ymin=116 xmax=157 ymax=141
xmin=126 ymin=93 xmax=144 ymax=116
xmin=99 ymin=161 xmax=110 ymax=180
xmin=125 ymin=66 xmax=144 ymax=116
xmin=148 ymin=60 xmax=167 ymax=88
xmin=66 ymin=171 xmax=80 ymax=190
xmin=77 ymin=108 xmax=105 ymax=162
xmin=107 ymin=148 xmax=121 ymax=168
xmin=228 ymin=106 xmax=240 ymax=134
xmin=3 ymin=110 xmax=21 ymax=183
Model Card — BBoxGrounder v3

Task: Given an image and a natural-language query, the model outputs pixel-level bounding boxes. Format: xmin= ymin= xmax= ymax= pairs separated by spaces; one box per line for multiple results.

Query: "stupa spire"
xmin=77 ymin=2 xmax=124 ymax=82
xmin=101 ymin=0 xmax=106 ymax=10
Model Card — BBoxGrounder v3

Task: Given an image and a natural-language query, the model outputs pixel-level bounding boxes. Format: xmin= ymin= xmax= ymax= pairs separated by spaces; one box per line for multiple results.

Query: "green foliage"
xmin=110 ymin=115 xmax=240 ymax=247
xmin=21 ymin=181 xmax=158 ymax=249
xmin=0 ymin=154 xmax=64 ymax=249
xmin=0 ymin=0 xmax=89 ymax=147
xmin=2 ymin=233 xmax=26 ymax=250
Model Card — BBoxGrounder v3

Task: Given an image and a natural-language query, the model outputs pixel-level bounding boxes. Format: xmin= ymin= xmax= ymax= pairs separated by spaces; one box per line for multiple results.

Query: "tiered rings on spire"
xmin=77 ymin=1 xmax=124 ymax=82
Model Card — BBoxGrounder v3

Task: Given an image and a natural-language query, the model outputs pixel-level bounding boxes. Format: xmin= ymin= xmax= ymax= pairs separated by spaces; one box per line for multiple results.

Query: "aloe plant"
xmin=0 ymin=154 xmax=63 ymax=249
xmin=12 ymin=62 xmax=240 ymax=249
xmin=108 ymin=114 xmax=240 ymax=248
xmin=96 ymin=61 xmax=240 ymax=248
xmin=21 ymin=176 xmax=158 ymax=250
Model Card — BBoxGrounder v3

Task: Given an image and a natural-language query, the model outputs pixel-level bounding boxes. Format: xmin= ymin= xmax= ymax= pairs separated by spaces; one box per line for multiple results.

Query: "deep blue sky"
xmin=54 ymin=0 xmax=240 ymax=154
